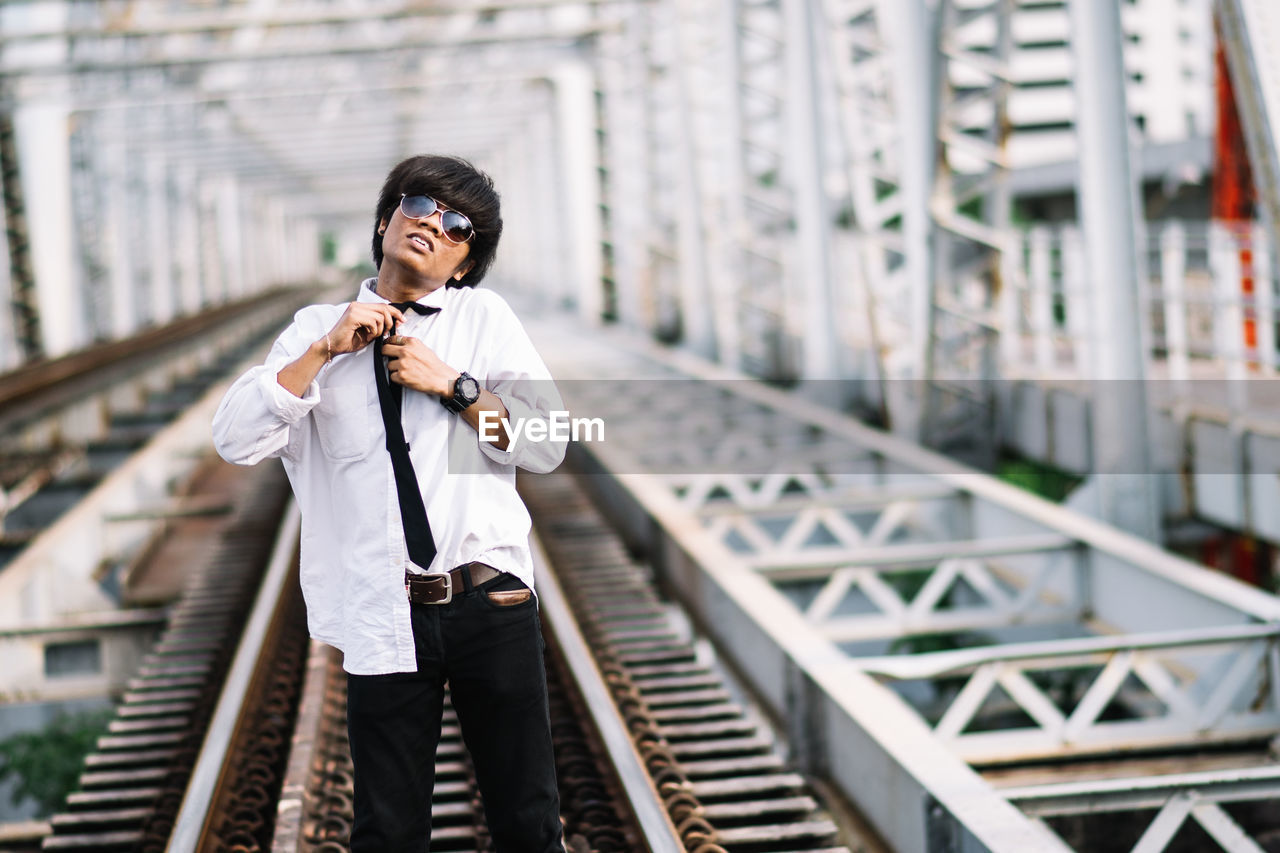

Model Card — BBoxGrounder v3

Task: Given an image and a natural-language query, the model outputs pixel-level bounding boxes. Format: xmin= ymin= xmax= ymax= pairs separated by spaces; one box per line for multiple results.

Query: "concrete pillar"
xmin=532 ymin=108 xmax=568 ymax=308
xmin=102 ymin=136 xmax=135 ymax=339
xmin=296 ymin=217 xmax=320 ymax=283
xmin=1 ymin=2 xmax=75 ymax=357
xmin=145 ymin=156 xmax=175 ymax=326
xmin=198 ymin=178 xmax=225 ymax=305
xmin=171 ymin=166 xmax=202 ymax=315
xmin=216 ymin=176 xmax=245 ymax=300
xmin=550 ymin=64 xmax=604 ymax=324
xmin=14 ymin=102 xmax=81 ymax=355
xmin=515 ymin=130 xmax=544 ymax=296
xmin=241 ymin=193 xmax=263 ymax=293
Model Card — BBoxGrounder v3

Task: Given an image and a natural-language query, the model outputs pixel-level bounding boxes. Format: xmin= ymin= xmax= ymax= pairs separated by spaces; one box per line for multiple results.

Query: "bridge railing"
xmin=999 ymin=220 xmax=1279 ymax=392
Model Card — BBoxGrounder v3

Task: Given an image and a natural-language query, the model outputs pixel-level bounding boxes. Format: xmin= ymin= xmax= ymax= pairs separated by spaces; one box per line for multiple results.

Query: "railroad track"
xmin=3 ymin=294 xmax=874 ymax=851
xmin=0 ymin=285 xmax=316 ymax=574
xmin=27 ymin=458 xmax=868 ymax=852
xmin=22 ymin=297 xmax=1280 ymax=853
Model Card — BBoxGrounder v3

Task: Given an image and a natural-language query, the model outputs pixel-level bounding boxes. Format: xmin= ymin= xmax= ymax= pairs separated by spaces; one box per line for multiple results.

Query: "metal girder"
xmin=631 ymin=0 xmax=702 ymax=343
xmin=1217 ymin=0 xmax=1280 ymax=232
xmin=917 ymin=0 xmax=1015 ymax=467
xmin=1067 ymin=0 xmax=1160 ymax=541
xmin=1010 ymin=775 xmax=1275 ymax=853
xmin=536 ymin=322 xmax=1076 ymax=851
xmin=531 ymin=319 xmax=1280 ymax=850
xmin=594 ymin=1 xmax=649 ymax=325
xmin=743 ymin=533 xmax=1076 ymax=573
xmin=0 ymin=0 xmax=636 ymax=44
xmin=44 ymin=69 xmax=563 ymax=112
xmin=818 ymin=0 xmax=896 ymax=416
xmin=1005 ymin=765 xmax=1280 ymax=817
xmin=730 ymin=0 xmax=798 ymax=379
xmin=858 ymin=623 xmax=1280 ymax=763
xmin=0 ymin=25 xmax=608 ymax=78
xmin=0 ymin=0 xmax=588 ymax=359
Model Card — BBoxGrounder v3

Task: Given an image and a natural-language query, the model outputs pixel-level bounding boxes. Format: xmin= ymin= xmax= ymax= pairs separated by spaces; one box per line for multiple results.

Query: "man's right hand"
xmin=327 ymin=302 xmax=405 ymax=356
xmin=276 ymin=302 xmax=405 ymax=398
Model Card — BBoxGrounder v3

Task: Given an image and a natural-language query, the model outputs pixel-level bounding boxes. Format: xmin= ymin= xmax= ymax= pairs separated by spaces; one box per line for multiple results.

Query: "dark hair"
xmin=371 ymin=155 xmax=503 ymax=287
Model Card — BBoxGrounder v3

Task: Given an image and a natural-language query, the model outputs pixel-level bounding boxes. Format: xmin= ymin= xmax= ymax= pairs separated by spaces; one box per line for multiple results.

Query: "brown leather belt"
xmin=405 ymin=561 xmax=500 ymax=605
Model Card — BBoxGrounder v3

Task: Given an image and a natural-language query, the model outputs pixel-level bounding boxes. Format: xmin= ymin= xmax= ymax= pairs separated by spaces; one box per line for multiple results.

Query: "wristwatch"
xmin=441 ymin=371 xmax=481 ymax=413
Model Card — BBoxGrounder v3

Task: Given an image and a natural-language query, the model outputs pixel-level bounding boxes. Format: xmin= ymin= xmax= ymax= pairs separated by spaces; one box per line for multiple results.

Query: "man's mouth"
xmin=408 ymin=234 xmax=433 ymax=252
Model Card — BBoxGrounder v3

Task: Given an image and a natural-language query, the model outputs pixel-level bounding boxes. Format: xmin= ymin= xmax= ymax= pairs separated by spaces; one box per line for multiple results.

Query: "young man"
xmin=212 ymin=155 xmax=567 ymax=852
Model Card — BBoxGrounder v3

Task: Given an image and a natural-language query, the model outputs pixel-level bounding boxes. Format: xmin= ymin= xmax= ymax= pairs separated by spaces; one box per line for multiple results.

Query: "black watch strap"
xmin=442 ymin=371 xmax=481 ymax=413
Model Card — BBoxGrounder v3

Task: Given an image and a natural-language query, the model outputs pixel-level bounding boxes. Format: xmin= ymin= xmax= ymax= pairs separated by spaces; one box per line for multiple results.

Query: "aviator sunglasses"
xmin=398 ymin=193 xmax=475 ymax=244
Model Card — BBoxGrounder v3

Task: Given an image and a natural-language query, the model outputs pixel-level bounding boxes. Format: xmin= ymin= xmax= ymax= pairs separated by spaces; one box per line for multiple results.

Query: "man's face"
xmin=380 ymin=194 xmax=473 ymax=285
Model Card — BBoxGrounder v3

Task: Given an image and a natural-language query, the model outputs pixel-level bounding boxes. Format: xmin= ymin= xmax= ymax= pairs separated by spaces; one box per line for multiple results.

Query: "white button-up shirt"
xmin=212 ymin=279 xmax=565 ymax=674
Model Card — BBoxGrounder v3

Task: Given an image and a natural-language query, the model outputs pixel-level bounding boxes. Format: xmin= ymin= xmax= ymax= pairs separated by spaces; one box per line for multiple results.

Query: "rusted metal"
xmin=0 ymin=287 xmax=309 ymax=579
xmin=0 ymin=286 xmax=310 ymax=430
xmin=0 ymin=103 xmax=41 ymax=361
xmin=38 ymin=463 xmax=292 ymax=852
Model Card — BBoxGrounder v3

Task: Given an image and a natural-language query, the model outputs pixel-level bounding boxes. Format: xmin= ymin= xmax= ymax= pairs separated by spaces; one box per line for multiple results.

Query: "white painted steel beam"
xmin=1004 ymin=765 xmax=1280 ymax=817
xmin=0 ymin=0 xmax=635 ymax=44
xmin=1068 ymin=0 xmax=1159 ymax=540
xmin=782 ymin=0 xmax=838 ymax=380
xmin=0 ymin=25 xmax=612 ymax=78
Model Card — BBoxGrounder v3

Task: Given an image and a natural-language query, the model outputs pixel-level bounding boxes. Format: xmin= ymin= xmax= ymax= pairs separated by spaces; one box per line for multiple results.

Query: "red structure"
xmin=1213 ymin=22 xmax=1260 ymax=365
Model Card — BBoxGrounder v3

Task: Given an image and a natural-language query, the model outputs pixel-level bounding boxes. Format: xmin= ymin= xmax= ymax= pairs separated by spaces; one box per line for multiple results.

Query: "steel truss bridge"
xmin=4 ymin=0 xmax=1280 ymax=851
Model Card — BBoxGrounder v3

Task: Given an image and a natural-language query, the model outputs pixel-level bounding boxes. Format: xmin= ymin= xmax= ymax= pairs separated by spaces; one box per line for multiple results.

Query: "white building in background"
xmin=938 ymin=0 xmax=1214 ymax=210
xmin=974 ymin=0 xmax=1214 ymax=170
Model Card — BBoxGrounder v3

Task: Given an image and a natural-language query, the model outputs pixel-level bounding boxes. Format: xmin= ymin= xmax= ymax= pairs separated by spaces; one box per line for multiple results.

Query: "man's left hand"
xmin=381 ymin=336 xmax=459 ymax=398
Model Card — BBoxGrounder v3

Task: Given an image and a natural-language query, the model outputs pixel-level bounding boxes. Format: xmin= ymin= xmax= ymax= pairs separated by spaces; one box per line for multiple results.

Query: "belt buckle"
xmin=406 ymin=569 xmax=453 ymax=605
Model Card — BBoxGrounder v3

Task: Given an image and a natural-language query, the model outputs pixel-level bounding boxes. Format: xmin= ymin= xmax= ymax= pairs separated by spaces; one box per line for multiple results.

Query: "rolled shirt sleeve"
xmin=211 ymin=306 xmax=335 ymax=466
xmin=472 ymin=294 xmax=567 ymax=473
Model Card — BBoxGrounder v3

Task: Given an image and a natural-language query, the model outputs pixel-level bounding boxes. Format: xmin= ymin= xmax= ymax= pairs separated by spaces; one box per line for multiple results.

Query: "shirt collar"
xmin=358 ymin=277 xmax=450 ymax=310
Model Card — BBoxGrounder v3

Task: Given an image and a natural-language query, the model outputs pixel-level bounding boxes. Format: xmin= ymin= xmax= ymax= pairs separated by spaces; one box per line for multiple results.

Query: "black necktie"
xmin=372 ymin=301 xmax=441 ymax=569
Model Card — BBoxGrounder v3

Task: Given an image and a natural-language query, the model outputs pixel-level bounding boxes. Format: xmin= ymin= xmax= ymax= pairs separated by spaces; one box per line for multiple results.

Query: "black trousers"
xmin=345 ymin=572 xmax=565 ymax=853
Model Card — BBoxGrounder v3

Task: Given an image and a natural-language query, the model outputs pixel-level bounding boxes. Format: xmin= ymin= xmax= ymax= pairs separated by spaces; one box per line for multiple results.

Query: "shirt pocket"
xmin=314 ymin=384 xmax=373 ymax=461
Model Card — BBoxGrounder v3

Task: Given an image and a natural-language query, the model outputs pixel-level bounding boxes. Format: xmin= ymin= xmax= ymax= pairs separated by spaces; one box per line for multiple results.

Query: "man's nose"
xmin=419 ymin=210 xmax=445 ymax=232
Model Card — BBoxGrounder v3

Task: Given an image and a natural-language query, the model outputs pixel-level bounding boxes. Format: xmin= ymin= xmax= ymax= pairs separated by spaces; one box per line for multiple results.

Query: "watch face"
xmin=459 ymin=377 xmax=480 ymax=400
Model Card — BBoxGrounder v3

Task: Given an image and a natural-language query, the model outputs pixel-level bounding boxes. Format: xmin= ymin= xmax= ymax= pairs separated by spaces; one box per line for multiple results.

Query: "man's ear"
xmin=453 ymin=261 xmax=474 ymax=281
xmin=377 ymin=217 xmax=388 ymax=235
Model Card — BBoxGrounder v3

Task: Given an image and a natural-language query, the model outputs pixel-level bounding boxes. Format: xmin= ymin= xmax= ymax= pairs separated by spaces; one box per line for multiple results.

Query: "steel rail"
xmin=166 ymin=500 xmax=302 ymax=852
xmin=530 ymin=529 xmax=686 ymax=851
xmin=0 ymin=286 xmax=309 ymax=436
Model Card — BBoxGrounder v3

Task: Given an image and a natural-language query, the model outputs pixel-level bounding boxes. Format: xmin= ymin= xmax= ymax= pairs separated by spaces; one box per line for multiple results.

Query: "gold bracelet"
xmin=323 ymin=334 xmax=333 ymax=363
